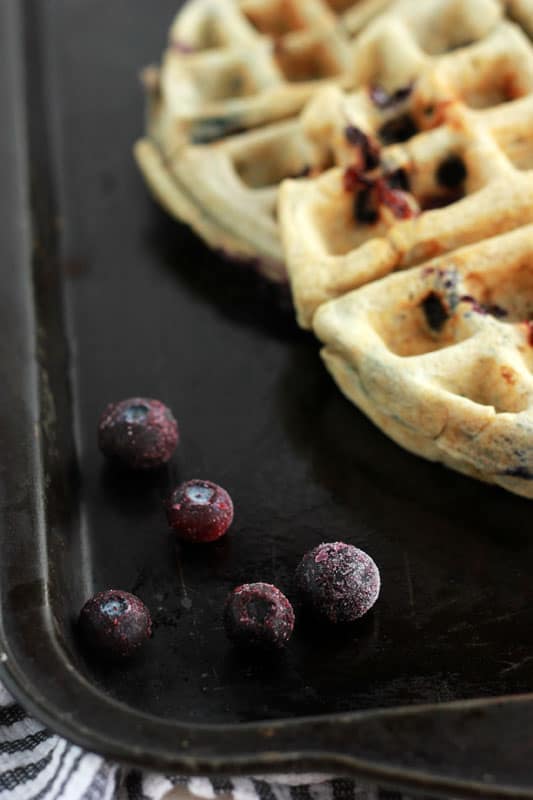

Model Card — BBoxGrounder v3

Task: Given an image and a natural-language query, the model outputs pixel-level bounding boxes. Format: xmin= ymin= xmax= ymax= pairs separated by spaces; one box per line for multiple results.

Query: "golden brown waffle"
xmin=313 ymin=226 xmax=533 ymax=498
xmin=280 ymin=6 xmax=533 ymax=327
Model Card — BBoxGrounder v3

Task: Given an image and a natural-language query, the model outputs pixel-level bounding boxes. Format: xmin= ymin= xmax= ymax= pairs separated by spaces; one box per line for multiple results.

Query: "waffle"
xmin=280 ymin=3 xmax=533 ymax=326
xmin=313 ymin=226 xmax=533 ymax=498
xmin=136 ymin=0 xmax=515 ymax=279
xmin=135 ymin=0 xmax=394 ymax=280
xmin=136 ymin=116 xmax=331 ymax=281
xmin=151 ymin=0 xmax=392 ymax=145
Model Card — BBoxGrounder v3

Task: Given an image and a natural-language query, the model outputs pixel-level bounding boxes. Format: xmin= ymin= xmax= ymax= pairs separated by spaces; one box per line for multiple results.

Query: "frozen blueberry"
xmin=166 ymin=479 xmax=234 ymax=543
xmin=78 ymin=590 xmax=152 ymax=659
xmin=98 ymin=397 xmax=178 ymax=470
xmin=296 ymin=542 xmax=380 ymax=624
xmin=224 ymin=583 xmax=295 ymax=649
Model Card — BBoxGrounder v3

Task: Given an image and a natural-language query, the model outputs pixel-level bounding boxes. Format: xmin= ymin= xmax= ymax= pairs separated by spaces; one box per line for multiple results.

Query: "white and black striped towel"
xmin=0 ymin=683 xmax=411 ymax=800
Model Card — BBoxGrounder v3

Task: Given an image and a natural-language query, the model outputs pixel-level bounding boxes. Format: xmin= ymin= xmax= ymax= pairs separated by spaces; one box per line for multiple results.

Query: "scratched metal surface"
xmin=30 ymin=0 xmax=533 ymax=724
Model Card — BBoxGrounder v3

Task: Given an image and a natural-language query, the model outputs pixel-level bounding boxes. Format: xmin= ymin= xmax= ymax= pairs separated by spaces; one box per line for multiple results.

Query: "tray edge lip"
xmin=3 ymin=657 xmax=533 ymax=800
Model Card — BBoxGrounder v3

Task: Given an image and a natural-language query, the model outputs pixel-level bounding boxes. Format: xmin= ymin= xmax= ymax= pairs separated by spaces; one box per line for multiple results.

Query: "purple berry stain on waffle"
xmin=78 ymin=590 xmax=152 ymax=659
xmin=460 ymin=295 xmax=507 ymax=319
xmin=224 ymin=583 xmax=295 ymax=649
xmin=166 ymin=479 xmax=234 ymax=543
xmin=344 ymin=126 xmax=380 ymax=171
xmin=296 ymin=542 xmax=380 ymax=624
xmin=369 ymin=83 xmax=414 ymax=109
xmin=98 ymin=397 xmax=178 ymax=470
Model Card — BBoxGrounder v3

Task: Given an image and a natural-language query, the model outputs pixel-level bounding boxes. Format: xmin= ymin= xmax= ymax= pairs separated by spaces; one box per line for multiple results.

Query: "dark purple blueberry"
xmin=296 ymin=542 xmax=380 ymax=624
xmin=166 ymin=479 xmax=234 ymax=543
xmin=98 ymin=397 xmax=178 ymax=470
xmin=224 ymin=583 xmax=295 ymax=649
xmin=78 ymin=590 xmax=152 ymax=659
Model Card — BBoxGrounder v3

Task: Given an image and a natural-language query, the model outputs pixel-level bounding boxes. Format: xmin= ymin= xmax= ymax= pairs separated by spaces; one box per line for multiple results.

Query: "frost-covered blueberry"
xmin=98 ymin=397 xmax=178 ymax=470
xmin=296 ymin=542 xmax=380 ymax=624
xmin=78 ymin=590 xmax=152 ymax=659
xmin=166 ymin=479 xmax=234 ymax=543
xmin=224 ymin=583 xmax=295 ymax=649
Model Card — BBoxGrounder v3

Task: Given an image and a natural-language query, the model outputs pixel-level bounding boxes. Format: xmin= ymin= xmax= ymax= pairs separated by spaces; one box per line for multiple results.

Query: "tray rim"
xmin=2 ymin=0 xmax=533 ymax=796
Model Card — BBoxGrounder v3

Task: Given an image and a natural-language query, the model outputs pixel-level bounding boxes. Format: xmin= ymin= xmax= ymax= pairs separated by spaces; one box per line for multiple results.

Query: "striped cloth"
xmin=0 ymin=683 xmax=409 ymax=800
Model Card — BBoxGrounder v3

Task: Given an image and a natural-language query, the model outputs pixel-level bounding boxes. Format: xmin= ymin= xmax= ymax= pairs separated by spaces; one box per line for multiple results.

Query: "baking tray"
xmin=2 ymin=0 xmax=533 ymax=796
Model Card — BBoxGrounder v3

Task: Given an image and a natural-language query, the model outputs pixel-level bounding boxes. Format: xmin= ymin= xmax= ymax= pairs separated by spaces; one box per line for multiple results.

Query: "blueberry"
xmin=224 ymin=583 xmax=295 ymax=649
xmin=296 ymin=542 xmax=380 ymax=624
xmin=166 ymin=479 xmax=234 ymax=543
xmin=98 ymin=397 xmax=178 ymax=470
xmin=78 ymin=590 xmax=152 ymax=659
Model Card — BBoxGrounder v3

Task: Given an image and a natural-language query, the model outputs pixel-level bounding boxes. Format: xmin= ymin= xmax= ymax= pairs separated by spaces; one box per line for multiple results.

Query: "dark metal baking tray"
xmin=2 ymin=0 xmax=533 ymax=796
